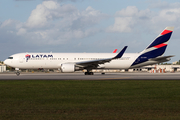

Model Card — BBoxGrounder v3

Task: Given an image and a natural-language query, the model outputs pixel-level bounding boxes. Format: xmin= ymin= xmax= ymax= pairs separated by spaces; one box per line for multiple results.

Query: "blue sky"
xmin=0 ymin=0 xmax=180 ymax=63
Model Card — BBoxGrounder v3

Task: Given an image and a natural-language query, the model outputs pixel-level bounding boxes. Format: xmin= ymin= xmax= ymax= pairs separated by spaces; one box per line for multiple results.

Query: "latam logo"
xmin=25 ymin=54 xmax=53 ymax=62
xmin=25 ymin=54 xmax=31 ymax=58
xmin=25 ymin=54 xmax=53 ymax=58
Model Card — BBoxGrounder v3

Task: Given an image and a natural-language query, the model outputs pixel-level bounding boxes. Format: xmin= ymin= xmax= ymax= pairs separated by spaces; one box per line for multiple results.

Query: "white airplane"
xmin=4 ymin=27 xmax=174 ymax=76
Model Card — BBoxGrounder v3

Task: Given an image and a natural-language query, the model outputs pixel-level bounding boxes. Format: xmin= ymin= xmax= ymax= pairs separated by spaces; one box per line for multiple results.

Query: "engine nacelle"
xmin=61 ymin=64 xmax=75 ymax=73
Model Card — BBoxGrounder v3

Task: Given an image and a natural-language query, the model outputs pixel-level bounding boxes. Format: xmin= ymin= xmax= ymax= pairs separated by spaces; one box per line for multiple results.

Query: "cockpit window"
xmin=8 ymin=57 xmax=13 ymax=59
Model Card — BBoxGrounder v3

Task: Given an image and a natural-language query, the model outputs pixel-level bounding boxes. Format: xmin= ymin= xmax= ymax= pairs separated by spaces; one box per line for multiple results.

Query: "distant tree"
xmin=6 ymin=66 xmax=15 ymax=71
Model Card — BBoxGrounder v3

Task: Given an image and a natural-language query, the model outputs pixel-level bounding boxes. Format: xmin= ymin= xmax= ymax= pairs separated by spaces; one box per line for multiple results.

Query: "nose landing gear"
xmin=16 ymin=71 xmax=20 ymax=76
xmin=15 ymin=68 xmax=20 ymax=76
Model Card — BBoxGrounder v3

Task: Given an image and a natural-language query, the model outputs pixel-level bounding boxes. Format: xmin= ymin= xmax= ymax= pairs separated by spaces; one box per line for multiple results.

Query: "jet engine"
xmin=60 ymin=63 xmax=75 ymax=73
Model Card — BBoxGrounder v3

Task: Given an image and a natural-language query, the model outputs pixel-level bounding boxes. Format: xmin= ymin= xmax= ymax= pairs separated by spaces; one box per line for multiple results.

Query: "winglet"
xmin=113 ymin=49 xmax=117 ymax=53
xmin=113 ymin=46 xmax=127 ymax=59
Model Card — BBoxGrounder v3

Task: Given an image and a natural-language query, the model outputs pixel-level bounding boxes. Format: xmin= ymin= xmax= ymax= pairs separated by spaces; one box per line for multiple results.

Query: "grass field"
xmin=0 ymin=80 xmax=180 ymax=120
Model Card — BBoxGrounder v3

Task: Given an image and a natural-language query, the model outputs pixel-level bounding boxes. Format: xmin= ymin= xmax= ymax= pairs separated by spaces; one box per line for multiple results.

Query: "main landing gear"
xmin=84 ymin=72 xmax=94 ymax=75
xmin=84 ymin=69 xmax=94 ymax=75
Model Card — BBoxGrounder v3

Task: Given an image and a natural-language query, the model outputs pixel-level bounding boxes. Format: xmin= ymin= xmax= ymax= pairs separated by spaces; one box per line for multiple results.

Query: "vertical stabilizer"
xmin=131 ymin=27 xmax=174 ymax=67
xmin=141 ymin=26 xmax=174 ymax=57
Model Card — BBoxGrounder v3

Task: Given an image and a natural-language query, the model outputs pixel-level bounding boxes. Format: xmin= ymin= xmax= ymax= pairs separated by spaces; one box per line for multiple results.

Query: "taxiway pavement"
xmin=0 ymin=72 xmax=180 ymax=80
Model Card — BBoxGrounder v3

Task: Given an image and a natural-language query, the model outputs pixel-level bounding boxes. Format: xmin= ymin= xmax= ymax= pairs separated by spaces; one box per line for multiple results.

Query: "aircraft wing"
xmin=75 ymin=46 xmax=127 ymax=68
xmin=148 ymin=55 xmax=174 ymax=61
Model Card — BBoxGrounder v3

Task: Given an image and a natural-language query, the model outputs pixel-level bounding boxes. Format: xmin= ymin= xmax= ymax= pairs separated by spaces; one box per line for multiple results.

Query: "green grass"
xmin=0 ymin=80 xmax=180 ymax=120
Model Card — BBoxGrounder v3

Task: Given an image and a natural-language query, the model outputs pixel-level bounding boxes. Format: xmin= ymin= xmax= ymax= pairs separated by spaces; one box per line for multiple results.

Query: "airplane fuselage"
xmin=4 ymin=52 xmax=159 ymax=70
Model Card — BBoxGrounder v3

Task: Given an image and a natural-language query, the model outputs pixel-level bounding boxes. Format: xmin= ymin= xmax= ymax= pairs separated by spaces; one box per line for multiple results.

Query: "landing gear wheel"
xmin=85 ymin=72 xmax=94 ymax=75
xmin=90 ymin=72 xmax=94 ymax=75
xmin=16 ymin=72 xmax=20 ymax=76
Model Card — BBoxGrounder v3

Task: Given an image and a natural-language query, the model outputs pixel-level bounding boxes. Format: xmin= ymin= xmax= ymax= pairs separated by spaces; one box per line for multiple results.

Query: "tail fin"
xmin=141 ymin=26 xmax=174 ymax=58
xmin=131 ymin=27 xmax=174 ymax=67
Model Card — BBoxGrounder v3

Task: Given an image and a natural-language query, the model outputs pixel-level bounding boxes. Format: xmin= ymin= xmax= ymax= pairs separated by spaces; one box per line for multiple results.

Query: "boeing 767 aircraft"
xmin=4 ymin=27 xmax=174 ymax=76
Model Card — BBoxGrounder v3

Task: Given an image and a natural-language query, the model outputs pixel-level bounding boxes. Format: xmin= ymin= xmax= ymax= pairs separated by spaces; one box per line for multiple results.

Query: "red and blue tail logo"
xmin=146 ymin=27 xmax=173 ymax=51
xmin=131 ymin=27 xmax=174 ymax=66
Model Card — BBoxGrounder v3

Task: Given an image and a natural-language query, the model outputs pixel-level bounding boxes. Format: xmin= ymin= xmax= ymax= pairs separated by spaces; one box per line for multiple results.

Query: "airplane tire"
xmin=85 ymin=72 xmax=94 ymax=75
xmin=16 ymin=72 xmax=20 ymax=76
xmin=90 ymin=72 xmax=94 ymax=75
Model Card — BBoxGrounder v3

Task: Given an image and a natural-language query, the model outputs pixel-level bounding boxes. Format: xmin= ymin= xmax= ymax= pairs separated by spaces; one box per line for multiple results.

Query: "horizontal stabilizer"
xmin=148 ymin=55 xmax=174 ymax=61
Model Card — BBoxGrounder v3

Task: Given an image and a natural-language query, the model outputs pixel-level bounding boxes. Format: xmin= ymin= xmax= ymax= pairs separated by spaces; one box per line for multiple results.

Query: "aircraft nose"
xmin=4 ymin=59 xmax=8 ymax=65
